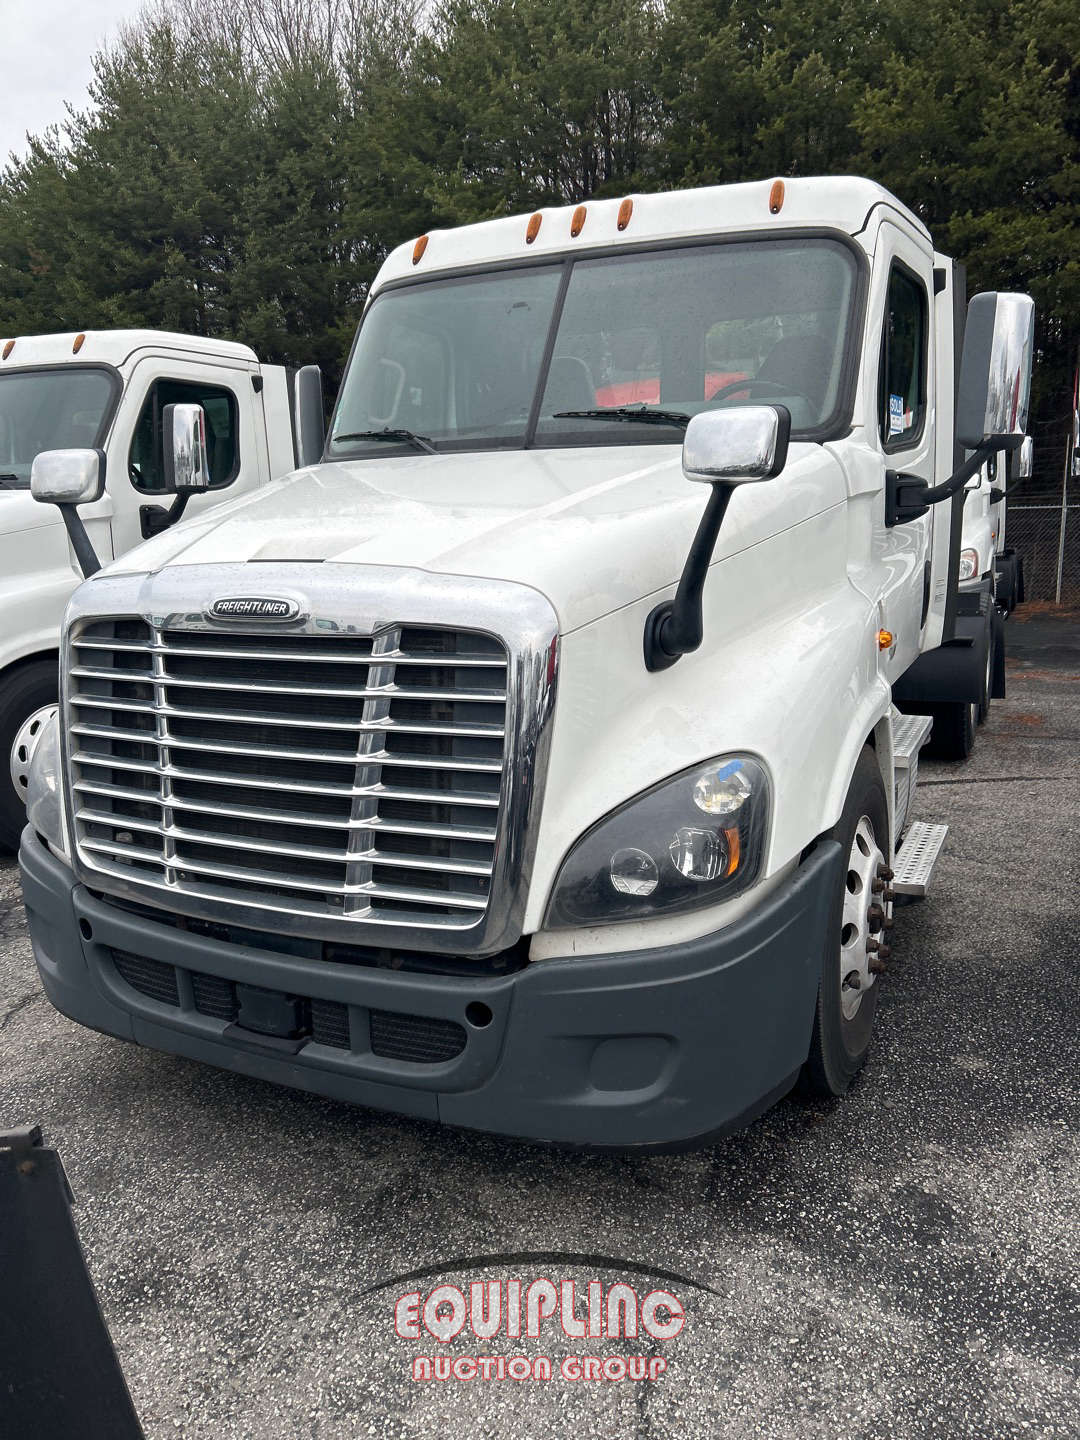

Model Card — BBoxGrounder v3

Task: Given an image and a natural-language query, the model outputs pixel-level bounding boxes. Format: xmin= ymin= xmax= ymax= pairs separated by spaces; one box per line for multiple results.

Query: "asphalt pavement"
xmin=1 ymin=607 xmax=1078 ymax=1439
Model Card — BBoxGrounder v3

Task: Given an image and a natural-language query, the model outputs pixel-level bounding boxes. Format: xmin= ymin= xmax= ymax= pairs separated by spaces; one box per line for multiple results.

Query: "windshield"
xmin=0 ymin=366 xmax=117 ymax=488
xmin=327 ymin=238 xmax=859 ymax=458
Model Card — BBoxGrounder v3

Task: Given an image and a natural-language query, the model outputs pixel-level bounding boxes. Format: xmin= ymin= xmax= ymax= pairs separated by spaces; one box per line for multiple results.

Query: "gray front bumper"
xmin=20 ymin=828 xmax=841 ymax=1150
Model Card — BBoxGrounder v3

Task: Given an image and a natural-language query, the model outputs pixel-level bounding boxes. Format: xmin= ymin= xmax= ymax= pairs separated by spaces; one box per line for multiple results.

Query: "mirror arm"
xmin=643 ymin=481 xmax=737 ymax=672
xmin=886 ymin=443 xmax=1000 ymax=528
xmin=923 ymin=443 xmax=997 ymax=505
xmin=57 ymin=504 xmax=101 ymax=579
xmin=139 ymin=492 xmax=190 ymax=540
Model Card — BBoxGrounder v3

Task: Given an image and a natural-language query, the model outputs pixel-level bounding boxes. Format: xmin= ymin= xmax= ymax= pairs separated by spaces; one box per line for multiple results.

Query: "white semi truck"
xmin=18 ymin=178 xmax=1033 ymax=1148
xmin=0 ymin=329 xmax=323 ymax=847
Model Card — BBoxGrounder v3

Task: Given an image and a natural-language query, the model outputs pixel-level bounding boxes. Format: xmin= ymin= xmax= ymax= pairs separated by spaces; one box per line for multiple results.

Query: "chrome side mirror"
xmin=163 ymin=403 xmax=212 ymax=492
xmin=682 ymin=405 xmax=791 ymax=484
xmin=30 ymin=448 xmax=106 ymax=577
xmin=30 ymin=448 xmax=106 ymax=506
xmin=957 ymin=293 xmax=1035 ymax=451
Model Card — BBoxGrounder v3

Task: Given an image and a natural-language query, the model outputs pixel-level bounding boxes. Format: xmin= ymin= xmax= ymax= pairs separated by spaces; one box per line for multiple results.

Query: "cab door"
xmin=104 ymin=355 xmax=263 ymax=559
xmin=869 ymin=222 xmax=936 ymax=681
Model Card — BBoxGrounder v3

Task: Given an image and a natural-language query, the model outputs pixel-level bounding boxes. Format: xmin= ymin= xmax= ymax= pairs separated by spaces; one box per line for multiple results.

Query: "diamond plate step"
xmin=893 ymin=711 xmax=934 ymax=768
xmin=892 ymin=820 xmax=948 ymax=897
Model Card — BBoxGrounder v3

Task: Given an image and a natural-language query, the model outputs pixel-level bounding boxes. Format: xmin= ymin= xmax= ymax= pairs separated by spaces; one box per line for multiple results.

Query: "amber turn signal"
xmin=878 ymin=629 xmax=894 ymax=650
xmin=724 ymin=827 xmax=741 ymax=877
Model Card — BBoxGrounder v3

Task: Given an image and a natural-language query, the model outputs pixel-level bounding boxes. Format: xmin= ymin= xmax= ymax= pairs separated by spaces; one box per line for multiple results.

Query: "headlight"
xmin=25 ymin=710 xmax=69 ymax=860
xmin=546 ymin=755 xmax=769 ymax=927
xmin=959 ymin=548 xmax=979 ymax=581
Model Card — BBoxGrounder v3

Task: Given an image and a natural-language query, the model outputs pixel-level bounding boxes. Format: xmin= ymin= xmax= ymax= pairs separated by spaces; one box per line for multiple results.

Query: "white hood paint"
xmin=106 ymin=443 xmax=845 ymax=633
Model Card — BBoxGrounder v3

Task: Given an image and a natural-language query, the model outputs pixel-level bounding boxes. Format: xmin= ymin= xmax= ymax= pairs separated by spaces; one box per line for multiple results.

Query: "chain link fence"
xmin=1003 ymin=407 xmax=1080 ymax=604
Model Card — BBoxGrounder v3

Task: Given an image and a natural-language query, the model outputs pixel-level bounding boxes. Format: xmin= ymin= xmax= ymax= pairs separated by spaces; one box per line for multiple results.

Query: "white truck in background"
xmin=0 ymin=329 xmax=323 ymax=847
xmin=20 ymin=179 xmax=1034 ymax=1149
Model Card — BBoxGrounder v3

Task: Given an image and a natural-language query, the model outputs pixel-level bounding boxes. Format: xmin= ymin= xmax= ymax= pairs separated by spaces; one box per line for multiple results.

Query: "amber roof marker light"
xmin=2 ymin=340 xmax=13 ymax=360
xmin=412 ymin=235 xmax=429 ymax=265
xmin=72 ymin=333 xmax=86 ymax=354
xmin=526 ymin=212 xmax=542 ymax=244
xmin=617 ymin=198 xmax=634 ymax=231
xmin=769 ymin=180 xmax=785 ymax=215
xmin=570 ymin=205 xmax=587 ymax=238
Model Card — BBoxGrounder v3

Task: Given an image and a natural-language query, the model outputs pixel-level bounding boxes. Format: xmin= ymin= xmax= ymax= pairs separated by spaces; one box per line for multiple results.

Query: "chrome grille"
xmin=68 ymin=618 xmax=509 ymax=930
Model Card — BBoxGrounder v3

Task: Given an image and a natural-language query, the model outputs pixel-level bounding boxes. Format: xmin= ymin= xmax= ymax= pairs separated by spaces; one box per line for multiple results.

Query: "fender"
xmin=891 ymin=593 xmax=993 ymax=706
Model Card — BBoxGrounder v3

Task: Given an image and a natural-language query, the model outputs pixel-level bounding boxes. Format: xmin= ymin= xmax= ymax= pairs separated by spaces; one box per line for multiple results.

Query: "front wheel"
xmin=802 ymin=748 xmax=892 ymax=1097
xmin=1 ymin=660 xmax=59 ymax=852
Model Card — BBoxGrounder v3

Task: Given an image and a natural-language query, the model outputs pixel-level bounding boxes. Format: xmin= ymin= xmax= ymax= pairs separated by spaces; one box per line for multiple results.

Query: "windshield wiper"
xmin=0 ymin=472 xmax=29 ymax=489
xmin=333 ymin=428 xmax=437 ymax=455
xmin=552 ymin=407 xmax=691 ymax=430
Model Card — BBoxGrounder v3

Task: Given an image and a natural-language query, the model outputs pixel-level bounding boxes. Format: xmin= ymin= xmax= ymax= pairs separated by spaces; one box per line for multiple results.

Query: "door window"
xmin=878 ymin=266 xmax=928 ymax=450
xmin=129 ymin=379 xmax=239 ymax=492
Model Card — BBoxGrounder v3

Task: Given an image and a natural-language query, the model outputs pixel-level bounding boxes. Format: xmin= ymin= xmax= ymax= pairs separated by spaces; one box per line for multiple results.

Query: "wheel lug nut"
xmin=878 ymin=945 xmax=891 ymax=961
xmin=871 ymin=878 xmax=885 ymax=894
xmin=866 ymin=938 xmax=880 ymax=954
xmin=868 ymin=903 xmax=885 ymax=932
xmin=877 ymin=865 xmax=894 ymax=881
xmin=868 ymin=958 xmax=887 ymax=975
xmin=883 ymin=886 xmax=896 ymax=903
xmin=883 ymin=915 xmax=895 ymax=930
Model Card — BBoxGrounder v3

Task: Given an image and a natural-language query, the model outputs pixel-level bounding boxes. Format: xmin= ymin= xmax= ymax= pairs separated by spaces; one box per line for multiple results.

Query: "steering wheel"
xmin=709 ymin=376 xmax=817 ymax=411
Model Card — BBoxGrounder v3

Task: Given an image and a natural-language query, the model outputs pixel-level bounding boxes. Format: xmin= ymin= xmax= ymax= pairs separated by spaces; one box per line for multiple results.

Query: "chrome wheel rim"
xmin=839 ymin=815 xmax=888 ymax=1021
xmin=9 ymin=704 xmax=58 ymax=801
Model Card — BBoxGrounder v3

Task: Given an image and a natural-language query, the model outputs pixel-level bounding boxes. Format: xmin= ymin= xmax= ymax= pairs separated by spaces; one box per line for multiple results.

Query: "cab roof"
xmin=375 ymin=175 xmax=930 ymax=291
xmin=0 ymin=328 xmax=259 ymax=370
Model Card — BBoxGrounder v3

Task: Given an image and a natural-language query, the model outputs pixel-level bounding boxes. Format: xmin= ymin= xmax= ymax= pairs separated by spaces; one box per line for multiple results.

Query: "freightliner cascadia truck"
xmin=18 ymin=178 xmax=1033 ymax=1148
xmin=0 ymin=329 xmax=323 ymax=848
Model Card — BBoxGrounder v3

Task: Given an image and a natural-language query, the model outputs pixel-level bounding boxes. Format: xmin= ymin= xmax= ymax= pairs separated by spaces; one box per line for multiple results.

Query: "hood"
xmin=106 ymin=443 xmax=840 ymax=633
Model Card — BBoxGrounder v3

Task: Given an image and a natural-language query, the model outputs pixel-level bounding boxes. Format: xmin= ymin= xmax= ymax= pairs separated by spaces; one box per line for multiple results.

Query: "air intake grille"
xmin=68 ymin=619 xmax=508 ymax=930
xmin=107 ymin=948 xmax=466 ymax=1061
xmin=370 ymin=1010 xmax=467 ymax=1063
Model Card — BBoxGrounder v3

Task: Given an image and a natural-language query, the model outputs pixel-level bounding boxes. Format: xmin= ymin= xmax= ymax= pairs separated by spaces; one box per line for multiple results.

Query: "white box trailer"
xmin=0 ymin=329 xmax=322 ymax=846
xmin=19 ymin=178 xmax=1033 ymax=1148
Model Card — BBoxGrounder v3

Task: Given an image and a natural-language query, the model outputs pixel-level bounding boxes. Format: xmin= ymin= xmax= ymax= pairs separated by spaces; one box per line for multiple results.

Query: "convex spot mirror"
xmin=682 ymin=405 xmax=791 ymax=485
xmin=957 ymin=293 xmax=1035 ymax=452
xmin=163 ymin=402 xmax=212 ymax=492
xmin=30 ymin=448 xmax=106 ymax=506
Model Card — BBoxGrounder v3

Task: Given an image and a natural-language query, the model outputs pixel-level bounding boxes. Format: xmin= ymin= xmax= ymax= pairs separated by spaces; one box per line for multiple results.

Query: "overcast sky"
xmin=0 ymin=0 xmax=147 ymax=167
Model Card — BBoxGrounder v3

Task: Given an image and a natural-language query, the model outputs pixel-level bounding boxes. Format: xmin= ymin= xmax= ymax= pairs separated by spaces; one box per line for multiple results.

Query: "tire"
xmin=1 ymin=659 xmax=59 ymax=853
xmin=802 ymin=748 xmax=890 ymax=1098
xmin=923 ymin=699 xmax=976 ymax=760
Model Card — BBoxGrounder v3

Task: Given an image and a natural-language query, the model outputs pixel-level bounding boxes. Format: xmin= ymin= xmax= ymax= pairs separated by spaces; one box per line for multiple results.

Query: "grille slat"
xmin=72 ymin=695 xmax=505 ymax=739
xmin=70 ymin=619 xmax=509 ymax=927
xmin=77 ymin=799 xmax=496 ymax=843
xmin=71 ymin=667 xmax=507 ymax=705
xmin=72 ymin=725 xmax=503 ymax=773
xmin=76 ymin=638 xmax=506 ymax=669
xmin=73 ymin=761 xmax=502 ymax=808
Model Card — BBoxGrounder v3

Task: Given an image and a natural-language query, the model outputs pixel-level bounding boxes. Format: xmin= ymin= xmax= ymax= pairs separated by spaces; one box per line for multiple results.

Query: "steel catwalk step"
xmin=892 ymin=711 xmax=934 ymax=768
xmin=892 ymin=820 xmax=949 ymax=897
